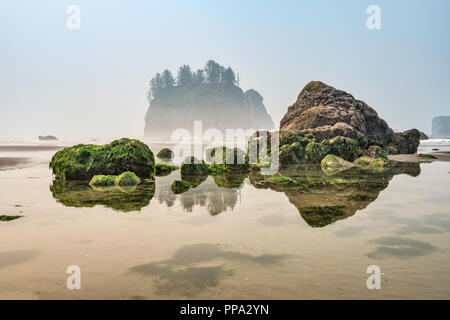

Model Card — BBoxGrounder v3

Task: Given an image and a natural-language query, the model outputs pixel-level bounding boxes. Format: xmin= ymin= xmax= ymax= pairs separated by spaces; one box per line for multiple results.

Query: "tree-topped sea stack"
xmin=49 ymin=138 xmax=155 ymax=180
xmin=279 ymin=81 xmax=420 ymax=155
xmin=144 ymin=60 xmax=274 ymax=137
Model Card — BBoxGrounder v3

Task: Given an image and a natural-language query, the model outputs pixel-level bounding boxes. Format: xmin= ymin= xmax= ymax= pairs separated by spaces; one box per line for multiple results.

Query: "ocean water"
xmin=0 ymin=139 xmax=449 ymax=299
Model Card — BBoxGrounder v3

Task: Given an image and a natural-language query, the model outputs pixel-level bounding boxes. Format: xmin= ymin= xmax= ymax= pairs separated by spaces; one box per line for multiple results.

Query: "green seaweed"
xmin=0 ymin=215 xmax=22 ymax=222
xmin=155 ymin=163 xmax=179 ymax=176
xmin=266 ymin=176 xmax=294 ymax=185
xmin=180 ymin=156 xmax=209 ymax=176
xmin=418 ymin=154 xmax=437 ymax=159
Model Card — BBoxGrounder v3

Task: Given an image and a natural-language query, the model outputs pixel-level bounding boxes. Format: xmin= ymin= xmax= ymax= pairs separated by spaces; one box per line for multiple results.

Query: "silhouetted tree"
xmin=222 ymin=67 xmax=236 ymax=85
xmin=149 ymin=72 xmax=164 ymax=100
xmin=205 ymin=60 xmax=221 ymax=84
xmin=162 ymin=69 xmax=175 ymax=88
xmin=177 ymin=64 xmax=193 ymax=87
xmin=193 ymin=69 xmax=205 ymax=86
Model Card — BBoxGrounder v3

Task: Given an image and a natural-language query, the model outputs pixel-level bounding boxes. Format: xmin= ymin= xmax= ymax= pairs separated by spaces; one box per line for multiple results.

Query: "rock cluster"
xmin=279 ymin=81 xmax=420 ymax=154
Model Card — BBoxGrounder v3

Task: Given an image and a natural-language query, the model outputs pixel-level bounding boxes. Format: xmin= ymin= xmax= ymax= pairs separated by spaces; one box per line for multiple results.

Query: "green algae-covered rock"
xmin=320 ymin=154 xmax=354 ymax=176
xmin=279 ymin=136 xmax=361 ymax=165
xmin=89 ymin=175 xmax=116 ymax=187
xmin=156 ymin=148 xmax=174 ymax=159
xmin=89 ymin=171 xmax=141 ymax=187
xmin=321 ymin=136 xmax=362 ymax=161
xmin=417 ymin=154 xmax=437 ymax=159
xmin=115 ymin=171 xmax=141 ymax=186
xmin=266 ymin=176 xmax=294 ymax=185
xmin=207 ymin=147 xmax=248 ymax=173
xmin=50 ymin=138 xmax=155 ymax=181
xmin=304 ymin=141 xmax=330 ymax=163
xmin=354 ymin=156 xmax=389 ymax=172
xmin=0 ymin=215 xmax=22 ymax=222
xmin=364 ymin=145 xmax=388 ymax=160
xmin=171 ymin=180 xmax=191 ymax=194
xmin=279 ymin=142 xmax=306 ymax=164
xmin=279 ymin=130 xmax=314 ymax=147
xmin=180 ymin=156 xmax=209 ymax=176
xmin=155 ymin=163 xmax=179 ymax=176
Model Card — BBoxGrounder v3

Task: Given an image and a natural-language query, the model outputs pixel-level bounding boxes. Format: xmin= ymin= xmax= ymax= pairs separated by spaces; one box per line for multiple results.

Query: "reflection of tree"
xmin=156 ymin=173 xmax=242 ymax=216
xmin=50 ymin=180 xmax=155 ymax=213
xmin=179 ymin=176 xmax=240 ymax=215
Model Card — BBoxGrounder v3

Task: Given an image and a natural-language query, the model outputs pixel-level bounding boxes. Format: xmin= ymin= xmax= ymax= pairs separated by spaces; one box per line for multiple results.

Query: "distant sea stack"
xmin=280 ymin=81 xmax=420 ymax=154
xmin=39 ymin=135 xmax=58 ymax=141
xmin=432 ymin=116 xmax=450 ymax=138
xmin=419 ymin=132 xmax=429 ymax=140
xmin=144 ymin=60 xmax=274 ymax=138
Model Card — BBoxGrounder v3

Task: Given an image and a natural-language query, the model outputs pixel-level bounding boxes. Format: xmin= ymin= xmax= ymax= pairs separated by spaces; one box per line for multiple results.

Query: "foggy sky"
xmin=1 ymin=0 xmax=449 ymax=140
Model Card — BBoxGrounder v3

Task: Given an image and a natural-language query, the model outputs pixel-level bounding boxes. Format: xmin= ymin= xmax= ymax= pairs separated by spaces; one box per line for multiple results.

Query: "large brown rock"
xmin=280 ymin=81 xmax=419 ymax=154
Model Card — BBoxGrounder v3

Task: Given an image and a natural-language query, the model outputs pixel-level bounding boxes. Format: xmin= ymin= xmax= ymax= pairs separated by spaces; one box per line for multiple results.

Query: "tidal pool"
xmin=0 ymin=142 xmax=450 ymax=299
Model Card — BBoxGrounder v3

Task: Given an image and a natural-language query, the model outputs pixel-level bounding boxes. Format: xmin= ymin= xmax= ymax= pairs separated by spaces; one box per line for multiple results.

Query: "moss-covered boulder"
xmin=364 ymin=145 xmax=388 ymax=160
xmin=321 ymin=136 xmax=362 ymax=161
xmin=279 ymin=142 xmax=306 ymax=164
xmin=89 ymin=171 xmax=141 ymax=187
xmin=49 ymin=138 xmax=155 ymax=181
xmin=180 ymin=156 xmax=209 ymax=176
xmin=0 ymin=215 xmax=22 ymax=222
xmin=354 ymin=156 xmax=389 ymax=172
xmin=155 ymin=163 xmax=179 ymax=176
xmin=321 ymin=154 xmax=354 ymax=175
xmin=279 ymin=136 xmax=361 ymax=165
xmin=115 ymin=171 xmax=141 ymax=186
xmin=156 ymin=148 xmax=174 ymax=159
xmin=207 ymin=147 xmax=248 ymax=173
xmin=171 ymin=180 xmax=191 ymax=194
xmin=89 ymin=175 xmax=116 ymax=187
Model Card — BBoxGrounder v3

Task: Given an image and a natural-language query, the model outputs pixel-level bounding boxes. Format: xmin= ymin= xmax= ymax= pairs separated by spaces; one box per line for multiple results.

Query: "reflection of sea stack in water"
xmin=144 ymin=60 xmax=274 ymax=138
xmin=432 ymin=116 xmax=450 ymax=138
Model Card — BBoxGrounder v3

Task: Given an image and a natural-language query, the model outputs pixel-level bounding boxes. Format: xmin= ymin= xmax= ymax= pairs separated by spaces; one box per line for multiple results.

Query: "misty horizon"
xmin=1 ymin=0 xmax=450 ymax=140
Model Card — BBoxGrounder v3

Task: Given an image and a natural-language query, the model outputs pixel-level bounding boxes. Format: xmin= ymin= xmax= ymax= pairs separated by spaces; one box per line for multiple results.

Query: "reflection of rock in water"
xmin=129 ymin=243 xmax=287 ymax=297
xmin=50 ymin=180 xmax=155 ymax=212
xmin=249 ymin=162 xmax=421 ymax=227
xmin=154 ymin=161 xmax=421 ymax=224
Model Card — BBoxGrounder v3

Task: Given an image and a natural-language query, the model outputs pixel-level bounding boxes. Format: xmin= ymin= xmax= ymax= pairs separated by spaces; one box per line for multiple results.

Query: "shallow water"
xmin=0 ymin=141 xmax=450 ymax=299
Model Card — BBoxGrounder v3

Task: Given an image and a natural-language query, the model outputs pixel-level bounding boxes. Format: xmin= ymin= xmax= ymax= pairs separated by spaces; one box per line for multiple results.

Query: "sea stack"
xmin=432 ymin=116 xmax=450 ymax=138
xmin=144 ymin=60 xmax=274 ymax=138
xmin=279 ymin=81 xmax=420 ymax=154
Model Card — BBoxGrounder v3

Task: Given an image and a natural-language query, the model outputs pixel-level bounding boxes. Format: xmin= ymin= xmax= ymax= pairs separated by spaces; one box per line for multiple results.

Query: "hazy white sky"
xmin=1 ymin=0 xmax=450 ymax=139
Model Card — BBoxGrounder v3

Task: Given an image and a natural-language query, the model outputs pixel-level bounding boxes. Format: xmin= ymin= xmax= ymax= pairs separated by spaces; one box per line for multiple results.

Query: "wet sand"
xmin=1 ymin=142 xmax=450 ymax=299
xmin=0 ymin=157 xmax=30 ymax=171
xmin=389 ymin=153 xmax=450 ymax=163
xmin=0 ymin=146 xmax=64 ymax=152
